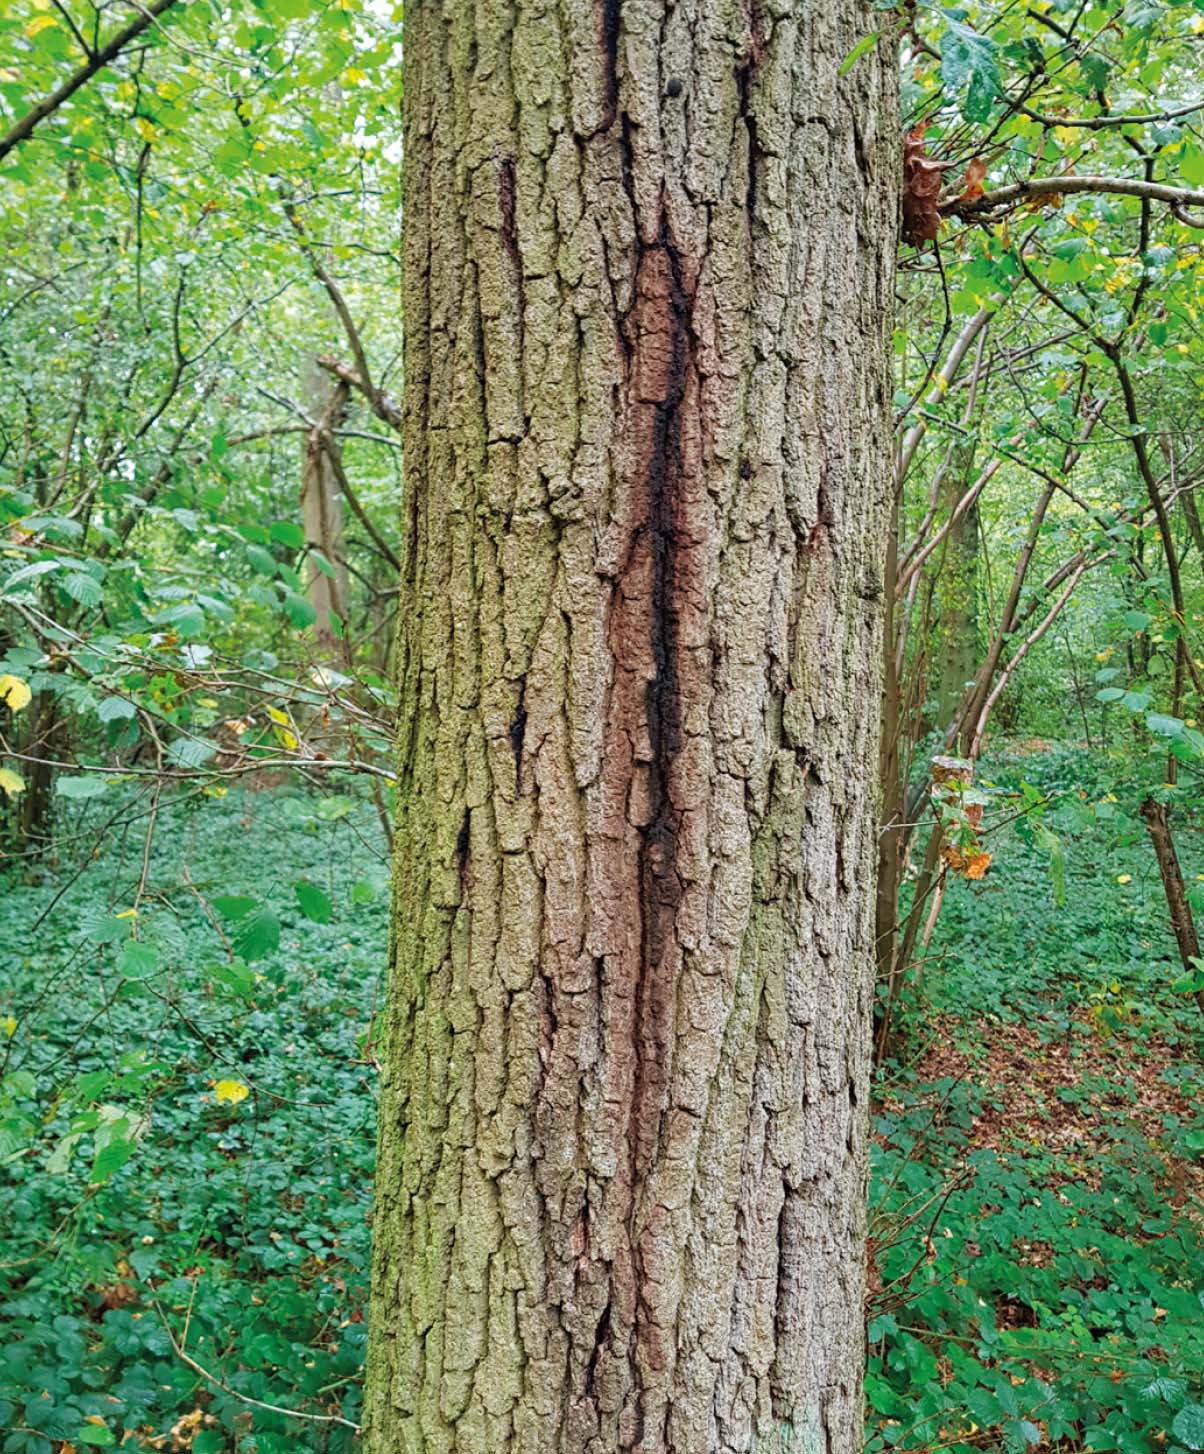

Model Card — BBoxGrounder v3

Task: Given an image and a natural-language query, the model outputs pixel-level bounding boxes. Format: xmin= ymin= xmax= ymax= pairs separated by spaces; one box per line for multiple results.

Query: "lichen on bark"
xmin=367 ymin=2 xmax=900 ymax=1451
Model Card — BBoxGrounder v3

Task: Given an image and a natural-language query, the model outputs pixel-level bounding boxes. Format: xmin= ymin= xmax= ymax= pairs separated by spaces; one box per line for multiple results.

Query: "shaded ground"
xmin=1 ymin=751 xmax=1203 ymax=1453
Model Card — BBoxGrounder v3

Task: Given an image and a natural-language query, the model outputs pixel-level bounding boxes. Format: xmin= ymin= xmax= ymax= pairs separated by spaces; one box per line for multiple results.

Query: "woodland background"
xmin=3 ymin=2 xmax=1204 ymax=1451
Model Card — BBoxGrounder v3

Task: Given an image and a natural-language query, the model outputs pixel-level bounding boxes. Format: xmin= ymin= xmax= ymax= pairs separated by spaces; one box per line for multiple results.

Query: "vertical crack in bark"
xmin=623 ymin=208 xmax=698 ymax=1426
xmin=735 ymin=60 xmax=759 ymax=215
xmin=508 ymin=674 xmax=528 ymax=794
xmin=598 ymin=0 xmax=621 ymax=130
xmin=497 ymin=154 xmax=524 ymax=341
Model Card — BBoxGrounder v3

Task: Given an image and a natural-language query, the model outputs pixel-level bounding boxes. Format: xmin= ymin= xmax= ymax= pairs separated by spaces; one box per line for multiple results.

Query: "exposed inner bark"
xmin=367 ymin=3 xmax=899 ymax=1451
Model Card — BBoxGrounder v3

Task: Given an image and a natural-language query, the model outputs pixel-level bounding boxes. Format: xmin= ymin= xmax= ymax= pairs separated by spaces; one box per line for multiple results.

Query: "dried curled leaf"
xmin=960 ymin=156 xmax=987 ymax=201
xmin=902 ymin=126 xmax=947 ymax=246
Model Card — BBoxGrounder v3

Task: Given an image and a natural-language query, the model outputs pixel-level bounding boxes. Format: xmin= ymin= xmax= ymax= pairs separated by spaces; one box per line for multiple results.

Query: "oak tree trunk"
xmin=368 ymin=4 xmax=898 ymax=1451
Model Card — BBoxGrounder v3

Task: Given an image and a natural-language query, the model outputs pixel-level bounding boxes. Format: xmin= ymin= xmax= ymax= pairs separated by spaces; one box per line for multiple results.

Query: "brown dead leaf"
xmin=960 ymin=156 xmax=987 ymax=201
xmin=902 ymin=125 xmax=947 ymax=246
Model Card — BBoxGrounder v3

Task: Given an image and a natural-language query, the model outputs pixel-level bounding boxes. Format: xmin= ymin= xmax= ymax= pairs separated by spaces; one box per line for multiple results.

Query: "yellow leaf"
xmin=266 ymin=706 xmax=289 ymax=726
xmin=134 ymin=117 xmax=158 ymax=142
xmin=0 ymin=674 xmax=32 ymax=712
xmin=115 ymin=907 xmax=139 ymax=920
xmin=280 ymin=729 xmax=298 ymax=750
xmin=0 ymin=767 xmax=25 ymax=798
xmin=1117 ymin=874 xmax=1132 ymax=884
xmin=214 ymin=1079 xmax=249 ymax=1106
xmin=3 ymin=1016 xmax=16 ymax=1038
xmin=25 ymin=15 xmax=57 ymax=36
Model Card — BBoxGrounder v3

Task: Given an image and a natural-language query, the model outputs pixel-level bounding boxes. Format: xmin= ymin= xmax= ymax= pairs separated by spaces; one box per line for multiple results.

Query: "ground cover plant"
xmin=0 ymin=786 xmax=387 ymax=1452
xmin=3 ymin=754 xmax=1204 ymax=1452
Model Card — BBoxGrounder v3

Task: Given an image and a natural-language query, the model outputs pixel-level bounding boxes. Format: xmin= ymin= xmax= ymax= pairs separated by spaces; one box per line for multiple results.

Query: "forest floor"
xmin=1 ymin=745 xmax=1202 ymax=1454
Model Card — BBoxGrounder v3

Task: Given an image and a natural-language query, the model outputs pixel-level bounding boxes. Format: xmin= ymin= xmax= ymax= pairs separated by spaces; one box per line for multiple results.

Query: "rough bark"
xmin=368 ymin=3 xmax=898 ymax=1452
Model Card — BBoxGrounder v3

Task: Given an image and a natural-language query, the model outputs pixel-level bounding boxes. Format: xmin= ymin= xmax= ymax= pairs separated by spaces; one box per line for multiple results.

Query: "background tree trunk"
xmin=368 ymin=4 xmax=898 ymax=1451
xmin=300 ymin=364 xmax=350 ymax=658
xmin=934 ymin=439 xmax=979 ymax=727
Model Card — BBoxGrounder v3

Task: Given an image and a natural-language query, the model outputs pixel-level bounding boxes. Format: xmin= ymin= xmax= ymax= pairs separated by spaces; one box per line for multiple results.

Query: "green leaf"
xmin=282 ymin=590 xmax=317 ymax=629
xmin=156 ymin=601 xmax=205 ymax=637
xmin=840 ymin=30 xmax=881 ymax=75
xmin=1172 ymin=1406 xmax=1204 ymax=1451
xmin=77 ymin=1426 xmax=116 ymax=1447
xmin=270 ymin=521 xmax=306 ymax=549
xmin=212 ymin=896 xmax=258 ymax=920
xmin=79 ymin=911 xmax=132 ymax=944
xmin=246 ymin=543 xmax=278 ymax=575
xmin=56 ymin=775 xmax=109 ymax=799
xmin=294 ymin=880 xmax=333 ymax=923
xmin=233 ymin=909 xmax=281 ymax=962
xmin=1147 ymin=712 xmax=1185 ymax=738
xmin=97 ymin=697 xmax=137 ymax=724
xmin=60 ymin=572 xmax=103 ymax=607
xmin=116 ymin=942 xmax=159 ymax=981
xmin=90 ymin=1136 xmax=135 ymax=1185
xmin=941 ymin=17 xmax=999 ymax=122
xmin=166 ymin=735 xmax=217 ymax=769
xmin=207 ymin=957 xmax=255 ymax=999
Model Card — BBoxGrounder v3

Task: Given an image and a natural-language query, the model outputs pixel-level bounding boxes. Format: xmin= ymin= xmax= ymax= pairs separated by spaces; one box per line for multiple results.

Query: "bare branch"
xmin=316 ymin=354 xmax=402 ymax=432
xmin=945 ymin=174 xmax=1204 ymax=226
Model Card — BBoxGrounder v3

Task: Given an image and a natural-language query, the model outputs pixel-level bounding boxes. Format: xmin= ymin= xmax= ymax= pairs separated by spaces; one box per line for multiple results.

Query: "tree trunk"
xmin=1140 ymin=797 xmax=1204 ymax=1016
xmin=368 ymin=5 xmax=898 ymax=1452
xmin=300 ymin=365 xmax=350 ymax=658
xmin=934 ymin=439 xmax=978 ymax=727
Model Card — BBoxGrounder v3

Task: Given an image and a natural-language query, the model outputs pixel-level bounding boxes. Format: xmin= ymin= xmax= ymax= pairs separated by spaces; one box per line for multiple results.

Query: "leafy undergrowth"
xmin=0 ymin=786 xmax=387 ymax=1454
xmin=3 ymin=755 xmax=1204 ymax=1453
xmin=869 ymin=747 xmax=1204 ymax=1453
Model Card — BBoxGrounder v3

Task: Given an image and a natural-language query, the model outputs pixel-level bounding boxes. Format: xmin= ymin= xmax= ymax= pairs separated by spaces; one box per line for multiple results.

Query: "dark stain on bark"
xmin=641 ymin=222 xmax=691 ymax=973
xmin=456 ymin=808 xmax=471 ymax=894
xmin=809 ymin=464 xmax=836 ymax=551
